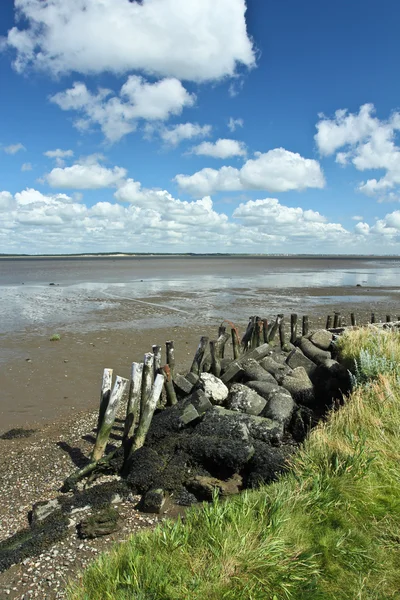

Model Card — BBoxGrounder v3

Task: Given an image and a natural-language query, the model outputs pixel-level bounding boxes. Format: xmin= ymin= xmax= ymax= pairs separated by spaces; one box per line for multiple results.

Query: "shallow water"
xmin=1 ymin=256 xmax=399 ymax=335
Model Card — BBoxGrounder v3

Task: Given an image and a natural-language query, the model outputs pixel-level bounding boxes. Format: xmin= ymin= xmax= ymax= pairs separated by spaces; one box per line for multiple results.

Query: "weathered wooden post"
xmin=269 ymin=314 xmax=281 ymax=342
xmin=166 ymin=341 xmax=175 ymax=377
xmin=262 ymin=319 xmax=269 ymax=343
xmin=254 ymin=318 xmax=262 ymax=348
xmin=210 ymin=340 xmax=221 ymax=377
xmin=371 ymin=313 xmax=376 ymax=324
xmin=290 ymin=313 xmax=298 ymax=344
xmin=218 ymin=326 xmax=226 ymax=357
xmin=241 ymin=317 xmax=254 ymax=352
xmin=123 ymin=362 xmax=143 ymax=443
xmin=278 ymin=314 xmax=286 ymax=349
xmin=302 ymin=315 xmax=309 ymax=336
xmin=163 ymin=365 xmax=177 ymax=405
xmin=92 ymin=376 xmax=129 ymax=462
xmin=96 ymin=368 xmax=113 ymax=433
xmin=333 ymin=312 xmax=340 ymax=328
xmin=231 ymin=328 xmax=241 ymax=360
xmin=326 ymin=315 xmax=332 ymax=329
xmin=386 ymin=315 xmax=391 ymax=322
xmin=350 ymin=313 xmax=356 ymax=326
xmin=152 ymin=346 xmax=162 ymax=380
xmin=337 ymin=314 xmax=343 ymax=327
xmin=190 ymin=336 xmax=209 ymax=375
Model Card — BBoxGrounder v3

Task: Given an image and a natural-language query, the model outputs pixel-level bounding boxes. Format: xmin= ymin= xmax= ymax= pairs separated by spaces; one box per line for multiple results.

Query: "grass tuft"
xmin=49 ymin=333 xmax=61 ymax=341
xmin=67 ymin=329 xmax=400 ymax=600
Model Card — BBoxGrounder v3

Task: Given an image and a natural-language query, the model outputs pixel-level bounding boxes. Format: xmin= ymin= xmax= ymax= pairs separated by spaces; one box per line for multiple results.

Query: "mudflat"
xmin=1 ymin=256 xmax=400 ymax=432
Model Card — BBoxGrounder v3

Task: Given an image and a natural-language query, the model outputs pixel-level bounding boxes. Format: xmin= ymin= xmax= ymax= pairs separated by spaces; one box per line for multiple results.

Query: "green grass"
xmin=67 ymin=330 xmax=400 ymax=600
xmin=50 ymin=333 xmax=61 ymax=341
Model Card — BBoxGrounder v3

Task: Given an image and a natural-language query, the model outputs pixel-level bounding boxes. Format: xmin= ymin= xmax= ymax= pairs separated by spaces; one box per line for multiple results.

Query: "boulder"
xmin=281 ymin=371 xmax=315 ymax=406
xmin=184 ymin=389 xmax=213 ymax=416
xmin=185 ymin=372 xmax=199 ymax=386
xmin=241 ymin=358 xmax=277 ymax=383
xmin=198 ymin=406 xmax=282 ymax=444
xmin=187 ymin=474 xmax=242 ymax=501
xmin=245 ymin=380 xmax=280 ymax=400
xmin=220 ymin=361 xmax=244 ymax=384
xmin=227 ymin=383 xmax=267 ymax=416
xmin=310 ymin=329 xmax=333 ymax=351
xmin=185 ymin=433 xmax=255 ymax=473
xmin=298 ymin=337 xmax=331 ymax=365
xmin=259 ymin=356 xmax=292 ymax=382
xmin=140 ymin=488 xmax=166 ymax=513
xmin=245 ymin=441 xmax=294 ymax=488
xmin=263 ymin=390 xmax=295 ymax=424
xmin=77 ymin=507 xmax=120 ymax=539
xmin=179 ymin=403 xmax=200 ymax=427
xmin=245 ymin=343 xmax=271 ymax=361
xmin=198 ymin=373 xmax=229 ymax=405
xmin=286 ymin=347 xmax=317 ymax=377
xmin=289 ymin=406 xmax=314 ymax=443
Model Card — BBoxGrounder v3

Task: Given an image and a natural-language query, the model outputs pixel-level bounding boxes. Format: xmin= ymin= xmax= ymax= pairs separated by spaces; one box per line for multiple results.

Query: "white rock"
xmin=199 ymin=373 xmax=229 ymax=405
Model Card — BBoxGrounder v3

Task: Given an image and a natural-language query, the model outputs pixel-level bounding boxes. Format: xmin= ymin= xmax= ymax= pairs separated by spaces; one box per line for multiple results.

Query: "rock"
xmin=310 ymin=329 xmax=333 ymax=351
xmin=281 ymin=372 xmax=315 ymax=406
xmin=179 ymin=403 xmax=200 ymax=427
xmin=140 ymin=488 xmax=166 ymax=513
xmin=298 ymin=337 xmax=331 ymax=364
xmin=288 ymin=366 xmax=311 ymax=382
xmin=245 ymin=380 xmax=280 ymax=400
xmin=227 ymin=383 xmax=267 ymax=416
xmin=30 ymin=499 xmax=61 ymax=526
xmin=187 ymin=474 xmax=242 ymax=501
xmin=77 ymin=507 xmax=120 ymax=539
xmin=185 ymin=372 xmax=199 ymax=386
xmin=241 ymin=358 xmax=277 ymax=383
xmin=245 ymin=442 xmax=294 ymax=488
xmin=312 ymin=359 xmax=352 ymax=401
xmin=220 ymin=361 xmax=244 ymax=384
xmin=198 ymin=373 xmax=229 ymax=405
xmin=185 ymin=433 xmax=255 ymax=473
xmin=263 ymin=390 xmax=295 ymax=424
xmin=173 ymin=373 xmax=194 ymax=396
xmin=202 ymin=407 xmax=283 ymax=444
xmin=286 ymin=348 xmax=317 ymax=377
xmin=245 ymin=343 xmax=271 ymax=361
xmin=0 ymin=428 xmax=36 ymax=440
xmin=259 ymin=356 xmax=291 ymax=382
xmin=175 ymin=489 xmax=198 ymax=506
xmin=184 ymin=389 xmax=213 ymax=416
xmin=289 ymin=406 xmax=314 ymax=443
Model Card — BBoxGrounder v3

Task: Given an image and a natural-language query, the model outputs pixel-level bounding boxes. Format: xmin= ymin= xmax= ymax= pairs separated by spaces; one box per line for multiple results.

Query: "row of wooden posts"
xmin=65 ymin=310 xmax=398 ymax=489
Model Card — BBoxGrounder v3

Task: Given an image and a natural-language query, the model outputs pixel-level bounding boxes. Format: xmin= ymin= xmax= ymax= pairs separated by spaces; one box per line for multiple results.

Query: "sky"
xmin=1 ymin=0 xmax=400 ymax=255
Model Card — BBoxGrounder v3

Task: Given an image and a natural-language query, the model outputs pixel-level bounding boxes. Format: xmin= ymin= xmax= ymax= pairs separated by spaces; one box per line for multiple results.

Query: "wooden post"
xmin=333 ymin=312 xmax=340 ymax=328
xmin=152 ymin=345 xmax=162 ymax=380
xmin=218 ymin=326 xmax=226 ymax=357
xmin=326 ymin=315 xmax=332 ymax=329
xmin=91 ymin=376 xmax=129 ymax=462
xmin=231 ymin=328 xmax=241 ymax=360
xmin=268 ymin=315 xmax=281 ymax=342
xmin=386 ymin=315 xmax=391 ymax=322
xmin=96 ymin=368 xmax=113 ymax=433
xmin=123 ymin=362 xmax=143 ymax=443
xmin=350 ymin=313 xmax=356 ymax=326
xmin=302 ymin=315 xmax=309 ymax=336
xmin=210 ymin=340 xmax=221 ymax=377
xmin=290 ymin=313 xmax=298 ymax=344
xmin=262 ymin=319 xmax=269 ymax=343
xmin=190 ymin=336 xmax=209 ymax=375
xmin=338 ymin=314 xmax=343 ymax=327
xmin=371 ymin=313 xmax=376 ymax=324
xmin=241 ymin=317 xmax=255 ymax=352
xmin=163 ymin=364 xmax=177 ymax=405
xmin=215 ymin=332 xmax=230 ymax=358
xmin=166 ymin=341 xmax=175 ymax=377
xmin=127 ymin=373 xmax=164 ymax=458
xmin=278 ymin=314 xmax=285 ymax=349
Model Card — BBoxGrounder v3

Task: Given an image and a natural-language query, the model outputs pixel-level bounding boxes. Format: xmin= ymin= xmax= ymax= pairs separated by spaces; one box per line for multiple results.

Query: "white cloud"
xmin=3 ymin=143 xmax=25 ymax=154
xmin=315 ymin=104 xmax=400 ymax=201
xmin=191 ymin=139 xmax=247 ymax=159
xmin=44 ymin=157 xmax=127 ymax=189
xmin=21 ymin=162 xmax=32 ymax=172
xmin=44 ymin=148 xmax=74 ymax=167
xmin=50 ymin=77 xmax=195 ymax=143
xmin=158 ymin=123 xmax=212 ymax=146
xmin=228 ymin=117 xmax=244 ymax=132
xmin=176 ymin=148 xmax=325 ymax=196
xmin=351 ymin=215 xmax=364 ymax=221
xmin=3 ymin=0 xmax=255 ymax=82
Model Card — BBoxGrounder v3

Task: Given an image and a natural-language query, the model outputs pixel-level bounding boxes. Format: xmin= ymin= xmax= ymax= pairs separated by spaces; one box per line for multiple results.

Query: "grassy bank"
xmin=68 ymin=329 xmax=400 ymax=600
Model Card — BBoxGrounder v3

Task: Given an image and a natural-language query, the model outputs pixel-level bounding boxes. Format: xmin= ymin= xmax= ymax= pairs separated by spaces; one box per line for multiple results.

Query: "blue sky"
xmin=1 ymin=0 xmax=400 ymax=254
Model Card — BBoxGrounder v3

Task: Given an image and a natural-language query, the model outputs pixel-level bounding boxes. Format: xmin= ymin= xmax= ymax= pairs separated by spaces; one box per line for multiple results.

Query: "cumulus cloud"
xmin=315 ymin=104 xmax=400 ymax=201
xmin=176 ymin=148 xmax=325 ymax=196
xmin=3 ymin=0 xmax=255 ymax=82
xmin=50 ymin=77 xmax=195 ymax=143
xmin=228 ymin=117 xmax=244 ymax=132
xmin=44 ymin=149 xmax=74 ymax=167
xmin=352 ymin=215 xmax=364 ymax=221
xmin=158 ymin=123 xmax=212 ymax=146
xmin=3 ymin=143 xmax=25 ymax=154
xmin=190 ymin=139 xmax=247 ymax=159
xmin=21 ymin=162 xmax=32 ymax=172
xmin=44 ymin=156 xmax=127 ymax=189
